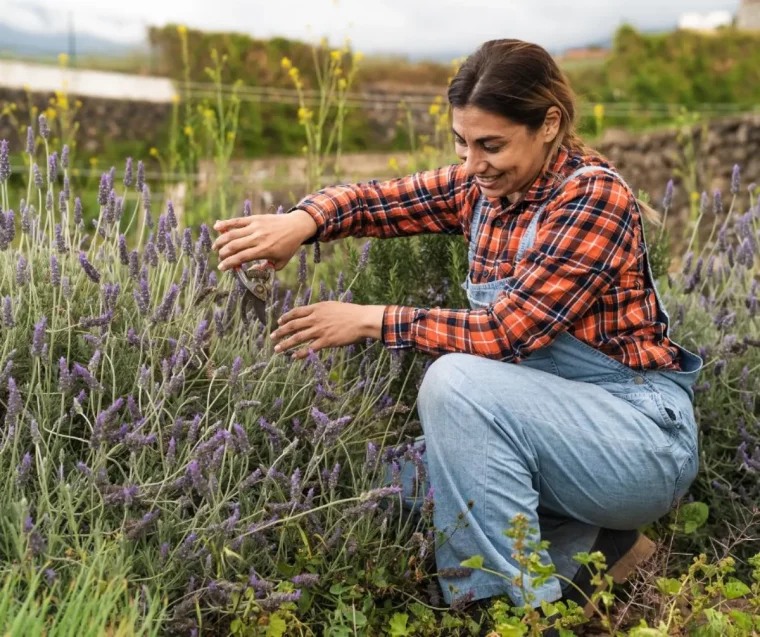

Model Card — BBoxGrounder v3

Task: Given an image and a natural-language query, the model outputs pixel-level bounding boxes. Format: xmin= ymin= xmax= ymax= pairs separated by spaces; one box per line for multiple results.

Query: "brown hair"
xmin=447 ymin=39 xmax=661 ymax=226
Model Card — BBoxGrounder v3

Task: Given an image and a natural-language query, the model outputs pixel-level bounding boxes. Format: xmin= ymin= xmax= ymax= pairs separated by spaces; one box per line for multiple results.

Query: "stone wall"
xmin=0 ymin=87 xmax=172 ymax=154
xmin=596 ymin=113 xmax=760 ymax=224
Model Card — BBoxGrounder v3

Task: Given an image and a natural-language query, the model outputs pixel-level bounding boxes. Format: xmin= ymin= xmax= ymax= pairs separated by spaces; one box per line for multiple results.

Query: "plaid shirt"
xmin=292 ymin=147 xmax=681 ymax=371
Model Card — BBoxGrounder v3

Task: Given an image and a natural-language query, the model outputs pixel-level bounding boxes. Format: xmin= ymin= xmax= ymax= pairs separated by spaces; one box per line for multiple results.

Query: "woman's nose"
xmin=463 ymin=151 xmax=487 ymax=177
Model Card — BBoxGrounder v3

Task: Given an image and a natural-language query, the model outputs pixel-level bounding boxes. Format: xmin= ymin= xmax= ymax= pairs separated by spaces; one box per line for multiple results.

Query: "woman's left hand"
xmin=271 ymin=302 xmax=387 ymax=359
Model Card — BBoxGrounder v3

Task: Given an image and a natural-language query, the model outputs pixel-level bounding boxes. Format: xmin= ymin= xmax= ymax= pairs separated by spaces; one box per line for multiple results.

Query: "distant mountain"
xmin=0 ymin=21 xmax=146 ymax=58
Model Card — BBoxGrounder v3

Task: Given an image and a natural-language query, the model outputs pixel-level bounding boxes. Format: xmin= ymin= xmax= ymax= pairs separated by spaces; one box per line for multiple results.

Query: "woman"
xmin=212 ymin=39 xmax=702 ymax=620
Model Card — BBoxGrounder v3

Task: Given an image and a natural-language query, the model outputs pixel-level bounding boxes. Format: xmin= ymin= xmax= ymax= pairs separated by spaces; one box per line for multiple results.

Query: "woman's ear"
xmin=543 ymin=106 xmax=561 ymax=143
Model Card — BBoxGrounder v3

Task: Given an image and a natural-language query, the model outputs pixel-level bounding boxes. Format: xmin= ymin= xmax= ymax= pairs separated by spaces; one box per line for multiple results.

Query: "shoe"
xmin=561 ymin=528 xmax=657 ymax=618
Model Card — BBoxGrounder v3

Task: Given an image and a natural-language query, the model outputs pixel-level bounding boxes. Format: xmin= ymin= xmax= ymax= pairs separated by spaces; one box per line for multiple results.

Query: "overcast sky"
xmin=0 ymin=0 xmax=743 ymax=57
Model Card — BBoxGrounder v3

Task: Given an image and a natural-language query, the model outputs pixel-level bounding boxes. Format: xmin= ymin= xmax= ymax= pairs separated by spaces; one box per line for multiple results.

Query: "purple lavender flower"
xmin=45 ymin=190 xmax=53 ymax=213
xmin=200 ymin=224 xmax=212 ymax=252
xmin=2 ymin=296 xmax=14 ymax=327
xmin=16 ymin=453 xmax=32 ymax=487
xmin=136 ymin=159 xmax=145 ymax=192
xmin=134 ymin=279 xmax=151 ymax=315
xmin=25 ymin=126 xmax=34 ymax=155
xmin=243 ymin=200 xmax=252 ymax=216
xmin=50 ymin=255 xmax=61 ymax=286
xmin=313 ymin=241 xmax=321 ymax=264
xmin=0 ymin=140 xmax=10 ymax=182
xmin=291 ymin=573 xmax=320 ymax=587
xmin=123 ymin=157 xmax=133 ymax=188
xmin=661 ymin=179 xmax=673 ymax=209
xmin=38 ymin=114 xmax=50 ymax=139
xmin=144 ymin=241 xmax=158 ymax=267
xmin=21 ymin=204 xmax=31 ymax=235
xmin=31 ymin=317 xmax=49 ymax=357
xmin=166 ymin=201 xmax=178 ymax=229
xmin=4 ymin=209 xmax=15 ymax=244
xmin=128 ymin=250 xmax=140 ymax=280
xmin=61 ymin=144 xmax=69 ymax=169
xmin=298 ymin=249 xmax=307 ymax=285
xmin=358 ymin=240 xmax=371 ymax=273
xmin=55 ymin=223 xmax=67 ymax=253
xmin=16 ymin=255 xmax=28 ymax=287
xmin=713 ymin=189 xmax=723 ymax=216
xmin=166 ymin=232 xmax=177 ymax=264
xmin=98 ymin=173 xmax=109 ymax=206
xmin=181 ymin=228 xmax=193 ymax=257
xmin=73 ymin=197 xmax=83 ymax=226
xmin=116 ymin=235 xmax=129 ymax=266
xmin=156 ymin=215 xmax=167 ymax=253
xmin=731 ymin=164 xmax=741 ymax=195
xmin=32 ymin=163 xmax=43 ymax=188
xmin=257 ymin=590 xmax=302 ymax=612
xmin=78 ymin=251 xmax=101 ymax=283
xmin=47 ymin=151 xmax=58 ymax=184
xmin=104 ymin=189 xmax=117 ymax=225
xmin=151 ymin=284 xmax=179 ymax=323
xmin=62 ymin=275 xmax=71 ymax=298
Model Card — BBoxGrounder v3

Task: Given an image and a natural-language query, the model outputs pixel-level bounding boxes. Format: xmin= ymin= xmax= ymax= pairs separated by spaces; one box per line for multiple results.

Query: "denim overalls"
xmin=390 ymin=165 xmax=703 ymax=607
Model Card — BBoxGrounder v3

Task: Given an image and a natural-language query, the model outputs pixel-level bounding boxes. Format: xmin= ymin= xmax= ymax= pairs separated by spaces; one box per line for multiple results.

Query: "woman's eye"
xmin=483 ymin=145 xmax=502 ymax=153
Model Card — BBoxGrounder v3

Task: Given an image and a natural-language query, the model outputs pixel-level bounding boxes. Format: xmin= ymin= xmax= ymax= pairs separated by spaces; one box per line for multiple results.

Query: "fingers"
xmin=273 ymin=326 xmax=319 ymax=354
xmin=217 ymin=232 xmax=258 ymax=260
xmin=213 ymin=217 xmax=252 ymax=233
xmin=271 ymin=315 xmax=312 ymax=343
xmin=292 ymin=340 xmax=326 ymax=360
xmin=219 ymin=246 xmax=269 ymax=271
xmin=211 ymin=224 xmax=253 ymax=253
xmin=278 ymin=305 xmax=314 ymax=325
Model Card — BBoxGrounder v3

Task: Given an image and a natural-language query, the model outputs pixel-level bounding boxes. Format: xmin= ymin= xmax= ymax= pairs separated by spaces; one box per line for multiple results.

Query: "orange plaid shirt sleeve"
xmin=290 ymin=150 xmax=681 ymax=371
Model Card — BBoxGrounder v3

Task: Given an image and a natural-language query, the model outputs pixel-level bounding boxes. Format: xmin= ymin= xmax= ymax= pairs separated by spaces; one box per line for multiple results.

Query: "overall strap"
xmin=516 ymin=165 xmax=621 ymax=261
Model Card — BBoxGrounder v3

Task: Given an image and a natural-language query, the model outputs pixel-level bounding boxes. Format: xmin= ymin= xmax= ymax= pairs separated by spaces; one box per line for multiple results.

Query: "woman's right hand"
xmin=211 ymin=209 xmax=318 ymax=271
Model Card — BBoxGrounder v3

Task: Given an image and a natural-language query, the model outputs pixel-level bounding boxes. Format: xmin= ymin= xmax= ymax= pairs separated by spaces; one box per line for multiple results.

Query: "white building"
xmin=738 ymin=0 xmax=760 ymax=29
xmin=677 ymin=10 xmax=734 ymax=32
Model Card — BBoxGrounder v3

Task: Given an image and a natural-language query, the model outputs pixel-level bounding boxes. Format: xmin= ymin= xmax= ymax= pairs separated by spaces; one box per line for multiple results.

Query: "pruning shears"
xmin=219 ymin=228 xmax=275 ymax=327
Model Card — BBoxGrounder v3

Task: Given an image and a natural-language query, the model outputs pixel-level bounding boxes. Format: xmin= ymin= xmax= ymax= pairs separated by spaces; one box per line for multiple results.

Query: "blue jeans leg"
xmin=401 ymin=353 xmax=695 ymax=608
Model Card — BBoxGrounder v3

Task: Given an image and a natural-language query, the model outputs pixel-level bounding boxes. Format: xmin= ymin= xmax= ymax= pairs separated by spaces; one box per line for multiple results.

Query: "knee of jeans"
xmin=418 ymin=354 xmax=470 ymax=415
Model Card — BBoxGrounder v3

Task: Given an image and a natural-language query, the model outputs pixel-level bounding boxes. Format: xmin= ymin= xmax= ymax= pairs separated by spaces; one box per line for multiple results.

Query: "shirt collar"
xmin=519 ymin=146 xmax=577 ymax=203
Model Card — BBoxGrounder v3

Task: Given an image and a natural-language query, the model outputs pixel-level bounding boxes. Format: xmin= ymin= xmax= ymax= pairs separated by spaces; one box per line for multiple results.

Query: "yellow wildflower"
xmin=297 ymin=107 xmax=313 ymax=122
xmin=150 ymin=147 xmax=159 ymax=157
xmin=288 ymin=67 xmax=300 ymax=80
xmin=593 ymin=103 xmax=605 ymax=119
xmin=338 ymin=78 xmax=347 ymax=90
xmin=184 ymin=126 xmax=193 ymax=136
xmin=89 ymin=157 xmax=98 ymax=166
xmin=388 ymin=157 xmax=399 ymax=172
xmin=690 ymin=191 xmax=700 ymax=203
xmin=172 ymin=94 xmax=181 ymax=104
xmin=354 ymin=51 xmax=364 ymax=62
xmin=58 ymin=53 xmax=69 ymax=66
xmin=429 ymin=103 xmax=441 ymax=116
xmin=330 ymin=50 xmax=341 ymax=62
xmin=177 ymin=25 xmax=188 ymax=36
xmin=281 ymin=57 xmax=292 ymax=70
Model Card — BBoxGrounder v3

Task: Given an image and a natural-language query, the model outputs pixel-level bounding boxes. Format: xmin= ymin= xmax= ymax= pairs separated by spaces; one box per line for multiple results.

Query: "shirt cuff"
xmin=381 ymin=304 xmax=416 ymax=349
xmin=286 ymin=202 xmax=329 ymax=245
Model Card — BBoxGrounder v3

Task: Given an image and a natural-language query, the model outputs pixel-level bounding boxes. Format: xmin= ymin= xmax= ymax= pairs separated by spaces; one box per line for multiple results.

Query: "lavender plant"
xmin=0 ymin=124 xmax=439 ymax=635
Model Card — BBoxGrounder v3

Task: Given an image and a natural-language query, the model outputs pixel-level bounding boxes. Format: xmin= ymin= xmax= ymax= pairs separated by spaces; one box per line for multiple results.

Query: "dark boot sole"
xmin=581 ymin=533 xmax=657 ymax=617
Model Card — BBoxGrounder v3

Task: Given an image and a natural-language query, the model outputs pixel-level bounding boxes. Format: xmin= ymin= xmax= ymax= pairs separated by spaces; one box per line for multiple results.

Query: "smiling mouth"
xmin=476 ymin=174 xmax=502 ymax=184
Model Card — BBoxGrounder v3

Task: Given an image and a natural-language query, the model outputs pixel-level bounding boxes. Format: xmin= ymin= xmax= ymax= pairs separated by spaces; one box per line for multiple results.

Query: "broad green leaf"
xmin=388 ymin=612 xmax=411 ymax=636
xmin=723 ymin=578 xmax=751 ymax=599
xmin=680 ymin=502 xmax=709 ymax=533
xmin=656 ymin=577 xmax=682 ymax=596
xmin=266 ymin=613 xmax=288 ymax=637
xmin=729 ymin=610 xmax=753 ymax=631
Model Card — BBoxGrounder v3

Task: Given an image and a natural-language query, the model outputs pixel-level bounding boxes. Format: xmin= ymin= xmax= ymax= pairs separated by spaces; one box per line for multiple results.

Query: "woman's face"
xmin=451 ymin=105 xmax=560 ymax=199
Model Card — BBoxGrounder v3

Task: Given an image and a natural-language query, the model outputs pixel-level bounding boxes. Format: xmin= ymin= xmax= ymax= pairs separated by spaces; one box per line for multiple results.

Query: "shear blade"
xmin=252 ymin=296 xmax=267 ymax=325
